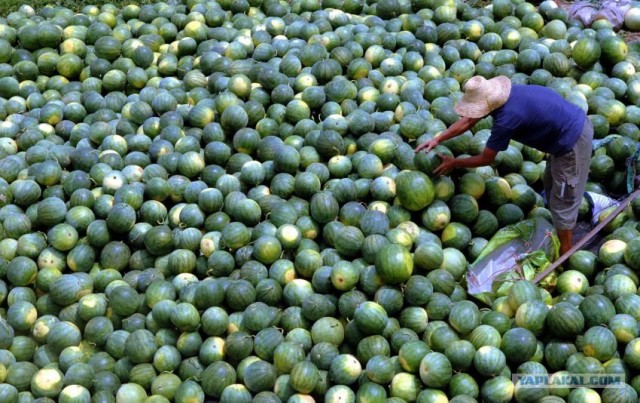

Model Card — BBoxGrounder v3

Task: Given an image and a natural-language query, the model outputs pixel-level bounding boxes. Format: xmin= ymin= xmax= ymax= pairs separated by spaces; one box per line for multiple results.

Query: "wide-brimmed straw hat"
xmin=454 ymin=76 xmax=512 ymax=118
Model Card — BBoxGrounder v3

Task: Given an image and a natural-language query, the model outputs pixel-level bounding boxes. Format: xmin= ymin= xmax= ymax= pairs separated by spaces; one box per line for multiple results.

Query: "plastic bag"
xmin=592 ymin=136 xmax=619 ymax=151
xmin=569 ymin=2 xmax=600 ymax=26
xmin=569 ymin=0 xmax=634 ymax=29
xmin=595 ymin=0 xmax=633 ymax=29
xmin=584 ymin=191 xmax=620 ymax=225
xmin=466 ymin=217 xmax=560 ymax=306
xmin=540 ymin=188 xmax=619 ymax=224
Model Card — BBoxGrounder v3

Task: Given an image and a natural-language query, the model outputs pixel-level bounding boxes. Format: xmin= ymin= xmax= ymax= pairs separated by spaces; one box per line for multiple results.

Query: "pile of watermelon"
xmin=1 ymin=0 xmax=640 ymax=402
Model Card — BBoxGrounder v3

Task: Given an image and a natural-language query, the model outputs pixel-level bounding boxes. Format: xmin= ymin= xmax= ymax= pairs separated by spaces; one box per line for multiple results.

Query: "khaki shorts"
xmin=543 ymin=117 xmax=593 ymax=230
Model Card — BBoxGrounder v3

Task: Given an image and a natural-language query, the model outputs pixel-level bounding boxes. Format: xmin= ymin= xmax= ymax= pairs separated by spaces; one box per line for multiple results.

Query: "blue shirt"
xmin=486 ymin=85 xmax=586 ymax=156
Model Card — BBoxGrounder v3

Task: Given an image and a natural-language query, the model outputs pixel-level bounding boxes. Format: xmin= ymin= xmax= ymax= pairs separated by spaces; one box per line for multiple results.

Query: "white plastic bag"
xmin=584 ymin=191 xmax=620 ymax=225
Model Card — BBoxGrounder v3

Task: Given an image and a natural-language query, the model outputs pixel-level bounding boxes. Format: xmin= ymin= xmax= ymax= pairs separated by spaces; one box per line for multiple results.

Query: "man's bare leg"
xmin=557 ymin=228 xmax=573 ymax=256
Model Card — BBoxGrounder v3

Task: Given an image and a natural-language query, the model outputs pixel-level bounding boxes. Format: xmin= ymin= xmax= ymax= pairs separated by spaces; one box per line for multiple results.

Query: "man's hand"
xmin=434 ymin=153 xmax=456 ymax=176
xmin=415 ymin=117 xmax=481 ymax=154
xmin=415 ymin=138 xmax=438 ymax=153
xmin=432 ymin=147 xmax=498 ymax=176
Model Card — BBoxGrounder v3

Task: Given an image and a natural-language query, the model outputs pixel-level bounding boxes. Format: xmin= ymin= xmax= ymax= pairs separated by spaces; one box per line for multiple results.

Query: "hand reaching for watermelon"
xmin=433 ymin=149 xmax=498 ymax=176
xmin=414 ymin=137 xmax=439 ymax=153
xmin=434 ymin=153 xmax=456 ymax=175
xmin=414 ymin=117 xmax=480 ymax=154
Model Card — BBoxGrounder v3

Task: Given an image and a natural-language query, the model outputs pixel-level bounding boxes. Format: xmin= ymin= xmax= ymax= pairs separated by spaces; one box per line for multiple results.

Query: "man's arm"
xmin=415 ymin=116 xmax=481 ymax=153
xmin=434 ymin=146 xmax=498 ymax=175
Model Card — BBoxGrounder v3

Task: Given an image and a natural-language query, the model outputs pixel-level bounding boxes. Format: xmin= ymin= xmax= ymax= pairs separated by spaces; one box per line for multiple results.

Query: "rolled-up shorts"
xmin=543 ymin=116 xmax=594 ymax=230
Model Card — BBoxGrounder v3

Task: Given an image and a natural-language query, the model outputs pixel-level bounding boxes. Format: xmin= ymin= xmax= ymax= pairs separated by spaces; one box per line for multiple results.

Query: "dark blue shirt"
xmin=486 ymin=85 xmax=586 ymax=156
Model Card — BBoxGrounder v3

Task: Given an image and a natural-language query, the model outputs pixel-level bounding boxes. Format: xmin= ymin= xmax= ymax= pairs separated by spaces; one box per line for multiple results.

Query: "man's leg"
xmin=543 ymin=160 xmax=552 ymax=207
xmin=542 ymin=160 xmax=573 ymax=256
xmin=549 ymin=118 xmax=593 ymax=256
xmin=547 ymin=156 xmax=577 ymax=256
xmin=542 ymin=156 xmax=573 ymax=253
xmin=557 ymin=228 xmax=573 ymax=256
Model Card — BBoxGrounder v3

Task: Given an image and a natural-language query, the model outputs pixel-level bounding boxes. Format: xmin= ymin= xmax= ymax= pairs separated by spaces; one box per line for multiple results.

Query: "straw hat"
xmin=454 ymin=76 xmax=512 ymax=118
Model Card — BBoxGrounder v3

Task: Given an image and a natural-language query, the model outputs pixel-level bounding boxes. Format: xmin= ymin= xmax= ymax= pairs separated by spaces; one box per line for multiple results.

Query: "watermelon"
xmin=581 ymin=326 xmax=618 ymax=362
xmin=356 ymin=382 xmax=387 ymax=402
xmin=395 ymin=170 xmax=435 ymax=211
xmin=546 ymin=302 xmax=585 ymax=339
xmin=501 ymin=327 xmax=539 ymax=365
xmin=556 ymin=270 xmax=589 ymax=296
xmin=608 ymin=314 xmax=638 ymax=343
xmin=448 ymin=300 xmax=480 ymax=335
xmin=329 ymin=354 xmax=361 ymax=385
xmin=481 ymin=376 xmax=514 ymax=402
xmin=244 ymin=360 xmax=277 ymax=393
xmin=579 ymin=294 xmax=617 ymax=328
xmin=375 ymin=244 xmax=413 ymax=285
xmin=398 ymin=340 xmax=431 ymax=373
xmin=366 ymin=355 xmax=395 ymax=384
xmin=441 ymin=222 xmax=472 ymax=250
xmin=353 ymin=301 xmax=388 ymax=335
xmin=419 ymin=352 xmax=453 ymax=388
xmin=390 ymin=372 xmax=422 ymax=402
xmin=573 ymin=38 xmax=601 ymax=69
xmin=507 ymin=280 xmax=540 ymax=312
xmin=474 ymin=346 xmax=507 ymax=377
xmin=600 ymin=36 xmax=628 ymax=66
